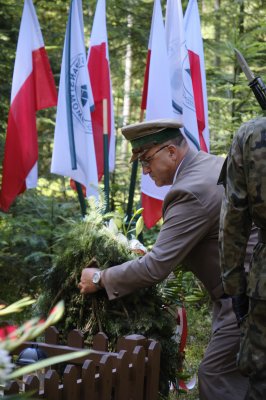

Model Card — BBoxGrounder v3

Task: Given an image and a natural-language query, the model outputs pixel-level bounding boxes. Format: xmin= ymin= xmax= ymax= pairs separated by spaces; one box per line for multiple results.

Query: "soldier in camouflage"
xmin=219 ymin=116 xmax=266 ymax=400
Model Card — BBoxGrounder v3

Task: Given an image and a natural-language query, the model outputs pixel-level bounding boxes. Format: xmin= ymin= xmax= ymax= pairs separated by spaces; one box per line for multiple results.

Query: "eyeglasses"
xmin=139 ymin=145 xmax=168 ymax=168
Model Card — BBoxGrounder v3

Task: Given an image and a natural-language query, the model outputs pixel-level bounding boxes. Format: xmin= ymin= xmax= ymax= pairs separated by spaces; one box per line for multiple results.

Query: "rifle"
xmin=218 ymin=49 xmax=266 ymax=188
xmin=235 ymin=48 xmax=266 ymax=110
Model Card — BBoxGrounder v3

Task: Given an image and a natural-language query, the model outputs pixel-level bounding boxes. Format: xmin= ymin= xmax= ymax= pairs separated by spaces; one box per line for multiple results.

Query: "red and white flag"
xmin=140 ymin=0 xmax=174 ymax=228
xmin=184 ymin=0 xmax=209 ymax=151
xmin=165 ymin=0 xmax=200 ymax=151
xmin=0 ymin=0 xmax=57 ymax=212
xmin=88 ymin=0 xmax=115 ymax=181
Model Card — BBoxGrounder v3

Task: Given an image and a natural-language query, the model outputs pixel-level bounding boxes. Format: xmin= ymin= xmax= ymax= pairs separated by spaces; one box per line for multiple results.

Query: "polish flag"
xmin=184 ymin=0 xmax=209 ymax=151
xmin=88 ymin=0 xmax=115 ymax=181
xmin=51 ymin=0 xmax=98 ymax=199
xmin=0 ymin=0 xmax=57 ymax=212
xmin=165 ymin=0 xmax=200 ymax=151
xmin=140 ymin=0 xmax=174 ymax=228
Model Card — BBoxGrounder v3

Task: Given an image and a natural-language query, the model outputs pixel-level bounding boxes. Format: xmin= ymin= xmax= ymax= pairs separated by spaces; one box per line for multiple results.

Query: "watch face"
xmin=92 ymin=271 xmax=100 ymax=284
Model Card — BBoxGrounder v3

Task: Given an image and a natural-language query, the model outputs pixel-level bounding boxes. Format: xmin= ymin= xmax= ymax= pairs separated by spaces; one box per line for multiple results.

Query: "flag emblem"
xmin=70 ymin=53 xmax=92 ymax=133
xmin=80 ymin=84 xmax=88 ymax=107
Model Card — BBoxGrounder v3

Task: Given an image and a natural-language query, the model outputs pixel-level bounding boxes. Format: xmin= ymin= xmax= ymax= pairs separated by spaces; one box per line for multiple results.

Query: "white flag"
xmin=165 ymin=0 xmax=200 ymax=151
xmin=140 ymin=0 xmax=174 ymax=228
xmin=51 ymin=0 xmax=98 ymax=198
xmin=184 ymin=0 xmax=209 ymax=151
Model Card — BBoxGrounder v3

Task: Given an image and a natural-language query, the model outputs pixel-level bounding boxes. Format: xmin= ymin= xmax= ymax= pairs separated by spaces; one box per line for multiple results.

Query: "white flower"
xmin=115 ymin=232 xmax=129 ymax=246
xmin=0 ymin=349 xmax=14 ymax=386
xmin=107 ymin=218 xmax=119 ymax=235
xmin=106 ymin=219 xmax=129 ymax=245
xmin=128 ymin=238 xmax=147 ymax=255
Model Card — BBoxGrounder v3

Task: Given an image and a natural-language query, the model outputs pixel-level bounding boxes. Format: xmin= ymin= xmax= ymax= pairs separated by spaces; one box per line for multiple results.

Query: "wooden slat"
xmin=44 ymin=369 xmax=61 ymax=400
xmin=92 ymin=332 xmax=108 ymax=351
xmin=131 ymin=345 xmax=145 ymax=400
xmin=117 ymin=334 xmax=147 ymax=353
xmin=67 ymin=329 xmax=84 ymax=348
xmin=63 ymin=364 xmax=79 ymax=400
xmin=145 ymin=341 xmax=161 ymax=400
xmin=81 ymin=359 xmax=96 ymax=400
xmin=114 ymin=350 xmax=129 ymax=400
xmin=25 ymin=375 xmax=39 ymax=396
xmin=4 ymin=380 xmax=20 ymax=395
xmin=45 ymin=326 xmax=60 ymax=344
xmin=98 ymin=354 xmax=112 ymax=400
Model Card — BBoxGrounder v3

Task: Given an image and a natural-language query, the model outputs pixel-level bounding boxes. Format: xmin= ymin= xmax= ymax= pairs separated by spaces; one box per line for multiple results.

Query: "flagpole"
xmin=67 ymin=1 xmax=86 ymax=219
xmin=126 ymin=159 xmax=138 ymax=220
xmin=75 ymin=181 xmax=87 ymax=218
xmin=103 ymin=98 xmax=109 ymax=212
xmin=126 ymin=109 xmax=144 ymax=223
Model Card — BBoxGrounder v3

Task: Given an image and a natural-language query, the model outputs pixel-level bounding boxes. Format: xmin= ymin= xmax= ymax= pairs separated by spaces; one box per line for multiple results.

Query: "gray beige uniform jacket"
xmin=103 ymin=149 xmax=224 ymax=306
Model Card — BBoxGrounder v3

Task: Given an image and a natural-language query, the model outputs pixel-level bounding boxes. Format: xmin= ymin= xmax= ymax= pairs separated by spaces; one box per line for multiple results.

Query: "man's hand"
xmin=78 ymin=268 xmax=102 ymax=294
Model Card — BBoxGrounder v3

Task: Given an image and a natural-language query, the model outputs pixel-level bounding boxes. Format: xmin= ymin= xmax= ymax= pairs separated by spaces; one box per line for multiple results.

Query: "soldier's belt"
xmin=258 ymin=229 xmax=266 ymax=243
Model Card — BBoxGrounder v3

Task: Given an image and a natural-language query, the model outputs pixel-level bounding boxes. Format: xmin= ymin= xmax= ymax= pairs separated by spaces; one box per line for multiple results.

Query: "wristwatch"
xmin=92 ymin=270 xmax=102 ymax=289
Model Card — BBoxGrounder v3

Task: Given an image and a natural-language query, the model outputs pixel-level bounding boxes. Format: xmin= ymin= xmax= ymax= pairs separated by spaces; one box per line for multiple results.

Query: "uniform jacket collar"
xmin=173 ymin=147 xmax=198 ymax=183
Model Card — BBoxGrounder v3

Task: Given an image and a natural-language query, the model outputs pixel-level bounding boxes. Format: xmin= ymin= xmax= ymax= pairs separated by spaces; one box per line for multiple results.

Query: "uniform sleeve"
xmin=102 ymin=191 xmax=211 ymax=300
xmin=219 ymin=127 xmax=252 ymax=296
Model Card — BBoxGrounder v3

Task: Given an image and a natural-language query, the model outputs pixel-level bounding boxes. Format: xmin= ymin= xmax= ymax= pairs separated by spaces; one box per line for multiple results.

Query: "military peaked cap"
xmin=121 ymin=119 xmax=183 ymax=161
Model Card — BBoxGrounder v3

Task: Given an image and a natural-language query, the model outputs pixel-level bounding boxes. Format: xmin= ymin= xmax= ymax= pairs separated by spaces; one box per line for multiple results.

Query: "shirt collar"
xmin=173 ymin=158 xmax=185 ymax=184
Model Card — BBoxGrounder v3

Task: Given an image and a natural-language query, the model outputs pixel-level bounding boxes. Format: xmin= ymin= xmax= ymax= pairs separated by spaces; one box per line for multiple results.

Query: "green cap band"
xmin=131 ymin=128 xmax=181 ymax=150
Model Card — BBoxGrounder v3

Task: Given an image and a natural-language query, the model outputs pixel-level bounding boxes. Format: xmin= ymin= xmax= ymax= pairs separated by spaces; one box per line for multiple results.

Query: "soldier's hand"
xmin=232 ymin=293 xmax=249 ymax=326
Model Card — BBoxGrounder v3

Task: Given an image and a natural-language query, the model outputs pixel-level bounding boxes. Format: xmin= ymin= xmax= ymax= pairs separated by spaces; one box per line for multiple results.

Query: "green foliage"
xmin=33 ymin=207 xmax=182 ymax=397
xmin=0 ymin=187 xmax=81 ymax=307
xmin=177 ymin=304 xmax=212 ymax=400
xmin=201 ymin=0 xmax=266 ymax=153
xmin=158 ymin=269 xmax=207 ymax=306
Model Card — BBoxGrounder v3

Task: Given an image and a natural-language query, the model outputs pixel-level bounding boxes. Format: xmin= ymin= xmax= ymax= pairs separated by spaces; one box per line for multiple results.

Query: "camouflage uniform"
xmin=219 ymin=117 xmax=266 ymax=400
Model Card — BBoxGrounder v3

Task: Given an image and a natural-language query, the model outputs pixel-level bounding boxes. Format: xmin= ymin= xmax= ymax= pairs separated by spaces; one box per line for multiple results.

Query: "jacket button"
xmin=113 ymin=291 xmax=119 ymax=297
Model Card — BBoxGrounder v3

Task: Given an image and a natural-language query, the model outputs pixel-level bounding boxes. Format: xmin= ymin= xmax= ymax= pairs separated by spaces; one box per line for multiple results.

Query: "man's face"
xmin=139 ymin=144 xmax=175 ymax=186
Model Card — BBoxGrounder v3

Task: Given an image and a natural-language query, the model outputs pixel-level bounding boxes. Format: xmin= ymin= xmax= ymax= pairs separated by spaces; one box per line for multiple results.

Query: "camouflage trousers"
xmin=238 ymin=299 xmax=266 ymax=400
